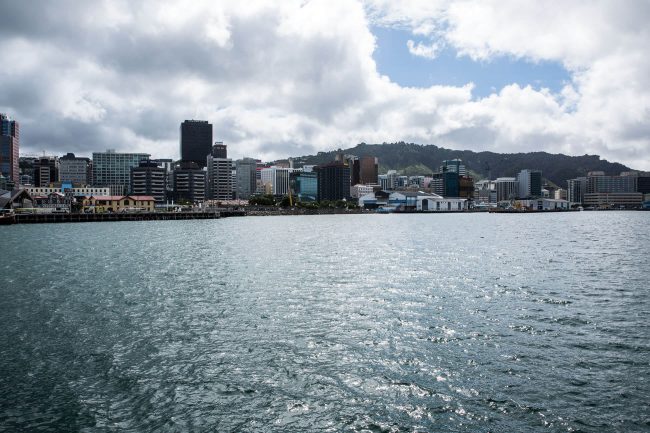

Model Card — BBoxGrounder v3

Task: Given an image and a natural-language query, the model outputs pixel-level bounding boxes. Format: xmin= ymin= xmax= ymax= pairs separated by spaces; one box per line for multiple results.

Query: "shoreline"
xmin=3 ymin=207 xmax=646 ymax=225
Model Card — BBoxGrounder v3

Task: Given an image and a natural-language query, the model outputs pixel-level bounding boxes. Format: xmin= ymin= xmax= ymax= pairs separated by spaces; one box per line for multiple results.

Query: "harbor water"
xmin=1 ymin=212 xmax=649 ymax=432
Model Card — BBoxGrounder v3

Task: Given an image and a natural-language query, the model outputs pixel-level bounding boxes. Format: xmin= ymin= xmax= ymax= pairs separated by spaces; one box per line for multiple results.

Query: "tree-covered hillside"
xmin=292 ymin=142 xmax=631 ymax=187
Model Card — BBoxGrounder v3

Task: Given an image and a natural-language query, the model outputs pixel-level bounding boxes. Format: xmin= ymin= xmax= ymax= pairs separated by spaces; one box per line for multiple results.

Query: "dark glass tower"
xmin=316 ymin=161 xmax=350 ymax=202
xmin=0 ymin=113 xmax=19 ymax=185
xmin=180 ymin=120 xmax=212 ymax=168
xmin=359 ymin=156 xmax=378 ymax=184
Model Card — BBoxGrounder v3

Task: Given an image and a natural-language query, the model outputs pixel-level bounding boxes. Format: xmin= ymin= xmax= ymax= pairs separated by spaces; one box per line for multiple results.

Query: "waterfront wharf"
xmin=14 ymin=210 xmax=245 ymax=224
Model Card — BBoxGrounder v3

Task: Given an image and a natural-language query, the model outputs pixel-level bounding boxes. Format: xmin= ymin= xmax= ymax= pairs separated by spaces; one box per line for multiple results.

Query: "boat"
xmin=0 ymin=209 xmax=15 ymax=225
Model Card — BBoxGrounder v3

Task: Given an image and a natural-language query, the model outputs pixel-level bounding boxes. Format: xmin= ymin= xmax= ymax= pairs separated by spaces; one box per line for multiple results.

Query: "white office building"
xmin=260 ymin=166 xmax=292 ymax=196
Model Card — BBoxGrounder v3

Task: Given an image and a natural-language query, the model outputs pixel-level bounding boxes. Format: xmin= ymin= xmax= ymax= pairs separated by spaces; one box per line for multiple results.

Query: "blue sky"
xmin=372 ymin=26 xmax=571 ymax=98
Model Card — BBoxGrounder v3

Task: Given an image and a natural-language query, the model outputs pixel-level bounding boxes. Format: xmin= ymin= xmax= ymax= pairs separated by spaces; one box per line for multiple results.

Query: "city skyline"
xmin=1 ymin=1 xmax=649 ymax=170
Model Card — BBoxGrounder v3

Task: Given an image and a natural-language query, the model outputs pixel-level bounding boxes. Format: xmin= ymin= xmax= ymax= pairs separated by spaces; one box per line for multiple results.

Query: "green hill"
xmin=291 ymin=142 xmax=631 ymax=187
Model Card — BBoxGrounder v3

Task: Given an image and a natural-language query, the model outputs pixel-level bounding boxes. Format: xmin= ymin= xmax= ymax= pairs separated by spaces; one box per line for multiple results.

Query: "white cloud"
xmin=0 ymin=0 xmax=648 ymax=171
xmin=406 ymin=40 xmax=439 ymax=59
xmin=366 ymin=0 xmax=650 ymax=169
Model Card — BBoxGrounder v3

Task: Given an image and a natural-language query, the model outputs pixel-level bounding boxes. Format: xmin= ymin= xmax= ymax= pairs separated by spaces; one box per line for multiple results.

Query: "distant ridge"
xmin=291 ymin=142 xmax=632 ymax=187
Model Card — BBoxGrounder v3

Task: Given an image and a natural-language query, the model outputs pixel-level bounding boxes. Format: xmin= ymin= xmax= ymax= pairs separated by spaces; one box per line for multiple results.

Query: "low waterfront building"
xmin=515 ymin=198 xmax=570 ymax=210
xmin=358 ymin=190 xmax=391 ymax=209
xmin=582 ymin=192 xmax=643 ymax=208
xmin=358 ymin=192 xmax=380 ymax=209
xmin=82 ymin=195 xmax=155 ymax=213
xmin=389 ymin=191 xmax=436 ymax=210
xmin=417 ymin=194 xmax=468 ymax=212
xmin=32 ymin=192 xmax=70 ymax=212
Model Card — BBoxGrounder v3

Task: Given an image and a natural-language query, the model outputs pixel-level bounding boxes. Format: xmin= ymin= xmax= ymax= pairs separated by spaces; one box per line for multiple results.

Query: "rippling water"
xmin=1 ymin=212 xmax=649 ymax=432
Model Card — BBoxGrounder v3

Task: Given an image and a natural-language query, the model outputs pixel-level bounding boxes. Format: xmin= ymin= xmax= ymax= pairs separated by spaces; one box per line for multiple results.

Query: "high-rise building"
xmin=567 ymin=177 xmax=587 ymax=204
xmin=235 ymin=158 xmax=258 ymax=199
xmin=431 ymin=171 xmax=460 ymax=197
xmin=180 ymin=120 xmax=212 ymax=168
xmin=0 ymin=113 xmax=19 ymax=184
xmin=211 ymin=142 xmax=227 ymax=158
xmin=586 ymin=171 xmax=637 ymax=193
xmin=316 ymin=161 xmax=350 ymax=201
xmin=260 ymin=166 xmax=291 ymax=196
xmin=33 ymin=156 xmax=59 ymax=187
xmin=409 ymin=175 xmax=425 ymax=188
xmin=59 ymin=153 xmax=91 ymax=185
xmin=582 ymin=171 xmax=642 ymax=208
xmin=18 ymin=156 xmax=38 ymax=186
xmin=348 ymin=156 xmax=361 ymax=186
xmin=359 ymin=156 xmax=379 ymax=185
xmin=517 ymin=169 xmax=542 ymax=198
xmin=441 ymin=159 xmax=467 ymax=177
xmin=173 ymin=161 xmax=206 ymax=203
xmin=291 ymin=170 xmax=318 ymax=201
xmin=207 ymin=143 xmax=233 ymax=201
xmin=396 ymin=176 xmax=409 ymax=189
xmin=637 ymin=175 xmax=650 ymax=194
xmin=151 ymin=158 xmax=174 ymax=197
xmin=459 ymin=176 xmax=475 ymax=199
xmin=495 ymin=177 xmax=517 ymax=202
xmin=475 ymin=180 xmax=497 ymax=204
xmin=92 ymin=150 xmax=150 ymax=195
xmin=131 ymin=160 xmax=167 ymax=202
xmin=378 ymin=170 xmax=398 ymax=190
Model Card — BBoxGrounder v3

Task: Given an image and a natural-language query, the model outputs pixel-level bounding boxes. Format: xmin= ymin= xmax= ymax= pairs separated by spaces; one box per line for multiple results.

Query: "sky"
xmin=1 ymin=0 xmax=649 ymax=170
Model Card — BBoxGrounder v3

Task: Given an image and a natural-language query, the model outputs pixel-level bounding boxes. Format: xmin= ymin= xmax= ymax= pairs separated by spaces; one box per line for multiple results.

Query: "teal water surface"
xmin=1 ymin=212 xmax=649 ymax=432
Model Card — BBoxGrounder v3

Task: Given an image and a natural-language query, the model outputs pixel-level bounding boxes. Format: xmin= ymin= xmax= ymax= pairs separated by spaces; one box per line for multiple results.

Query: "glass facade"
xmin=92 ymin=151 xmax=150 ymax=191
xmin=180 ymin=120 xmax=212 ymax=168
xmin=294 ymin=172 xmax=318 ymax=201
xmin=0 ymin=114 xmax=19 ymax=184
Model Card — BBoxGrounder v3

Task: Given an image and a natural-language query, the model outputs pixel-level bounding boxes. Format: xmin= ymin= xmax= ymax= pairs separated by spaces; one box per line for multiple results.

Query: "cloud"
xmin=406 ymin=40 xmax=439 ymax=59
xmin=365 ymin=0 xmax=650 ymax=169
xmin=0 ymin=0 xmax=648 ymax=172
